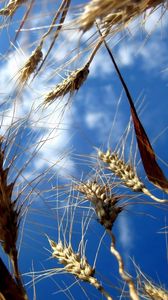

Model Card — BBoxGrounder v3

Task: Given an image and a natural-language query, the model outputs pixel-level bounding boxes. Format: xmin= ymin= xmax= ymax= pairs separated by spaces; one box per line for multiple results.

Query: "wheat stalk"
xmin=77 ymin=0 xmax=166 ymax=33
xmin=48 ymin=237 xmax=113 ymax=300
xmin=0 ymin=0 xmax=27 ymax=17
xmin=98 ymin=149 xmax=167 ymax=203
xmin=107 ymin=230 xmax=140 ymax=300
xmin=75 ymin=180 xmax=122 ymax=230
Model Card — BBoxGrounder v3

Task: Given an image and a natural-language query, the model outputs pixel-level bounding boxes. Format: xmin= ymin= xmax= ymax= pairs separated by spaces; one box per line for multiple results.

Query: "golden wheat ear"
xmin=77 ymin=0 xmax=166 ymax=33
xmin=143 ymin=283 xmax=168 ymax=300
xmin=74 ymin=179 xmax=123 ymax=230
xmin=18 ymin=43 xmax=43 ymax=87
xmin=135 ymin=267 xmax=168 ymax=300
xmin=47 ymin=237 xmax=113 ymax=300
xmin=98 ymin=149 xmax=168 ymax=203
xmin=44 ymin=64 xmax=89 ymax=105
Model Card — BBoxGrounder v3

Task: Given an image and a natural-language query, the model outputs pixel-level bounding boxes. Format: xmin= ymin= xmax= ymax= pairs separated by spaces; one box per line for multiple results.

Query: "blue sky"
xmin=0 ymin=1 xmax=168 ymax=299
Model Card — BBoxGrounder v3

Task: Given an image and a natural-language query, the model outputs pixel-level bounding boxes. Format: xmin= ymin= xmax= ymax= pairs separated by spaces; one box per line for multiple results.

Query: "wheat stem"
xmin=107 ymin=230 xmax=139 ymax=300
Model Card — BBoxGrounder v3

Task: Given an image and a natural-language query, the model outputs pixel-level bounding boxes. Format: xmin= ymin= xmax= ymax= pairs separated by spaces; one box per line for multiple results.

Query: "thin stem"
xmin=89 ymin=277 xmax=113 ymax=300
xmin=107 ymin=230 xmax=139 ymax=300
xmin=87 ymin=28 xmax=110 ymax=66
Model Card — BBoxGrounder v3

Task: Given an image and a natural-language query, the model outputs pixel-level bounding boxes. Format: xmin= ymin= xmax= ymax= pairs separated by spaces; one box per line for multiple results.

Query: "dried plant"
xmin=75 ymin=180 xmax=122 ymax=230
xmin=0 ymin=137 xmax=20 ymax=257
xmin=107 ymin=230 xmax=140 ymax=300
xmin=98 ymin=149 xmax=167 ymax=202
xmin=0 ymin=134 xmax=28 ymax=299
xmin=48 ymin=237 xmax=113 ymax=300
xmin=18 ymin=44 xmax=43 ymax=86
xmin=135 ymin=268 xmax=168 ymax=300
xmin=0 ymin=0 xmax=27 ymax=17
xmin=143 ymin=283 xmax=168 ymax=300
xmin=0 ymin=0 xmax=167 ymax=299
xmin=44 ymin=64 xmax=89 ymax=104
xmin=77 ymin=0 xmax=166 ymax=33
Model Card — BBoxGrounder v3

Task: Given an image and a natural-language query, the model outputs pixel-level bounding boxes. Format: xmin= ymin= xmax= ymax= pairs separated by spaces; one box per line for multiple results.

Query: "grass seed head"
xmin=44 ymin=64 xmax=89 ymax=104
xmin=0 ymin=141 xmax=20 ymax=256
xmin=48 ymin=238 xmax=95 ymax=281
xmin=19 ymin=44 xmax=43 ymax=85
xmin=78 ymin=0 xmax=165 ymax=32
xmin=143 ymin=283 xmax=168 ymax=300
xmin=75 ymin=180 xmax=122 ymax=230
xmin=98 ymin=149 xmax=145 ymax=192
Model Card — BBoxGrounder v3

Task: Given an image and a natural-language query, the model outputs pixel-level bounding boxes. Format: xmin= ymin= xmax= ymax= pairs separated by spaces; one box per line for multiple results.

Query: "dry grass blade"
xmin=98 ymin=149 xmax=167 ymax=202
xmin=44 ymin=64 xmax=89 ymax=104
xmin=48 ymin=237 xmax=113 ymax=300
xmin=77 ymin=0 xmax=166 ymax=33
xmin=18 ymin=43 xmax=43 ymax=86
xmin=101 ymin=37 xmax=168 ymax=194
xmin=0 ymin=0 xmax=27 ymax=17
xmin=75 ymin=180 xmax=122 ymax=230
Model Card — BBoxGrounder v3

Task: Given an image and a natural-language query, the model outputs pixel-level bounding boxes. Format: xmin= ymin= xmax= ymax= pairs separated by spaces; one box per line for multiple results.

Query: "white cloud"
xmin=0 ymin=43 xmax=75 ymax=176
xmin=85 ymin=111 xmax=104 ymax=129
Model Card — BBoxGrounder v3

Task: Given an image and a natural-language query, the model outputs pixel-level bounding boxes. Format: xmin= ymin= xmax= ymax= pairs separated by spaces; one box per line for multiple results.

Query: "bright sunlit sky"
xmin=0 ymin=1 xmax=168 ymax=299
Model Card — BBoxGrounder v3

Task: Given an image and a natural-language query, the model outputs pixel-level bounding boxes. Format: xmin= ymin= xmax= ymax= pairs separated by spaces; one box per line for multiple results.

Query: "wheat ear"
xmin=77 ymin=0 xmax=166 ymax=33
xmin=75 ymin=180 xmax=122 ymax=230
xmin=0 ymin=138 xmax=27 ymax=299
xmin=98 ymin=149 xmax=167 ymax=203
xmin=0 ymin=0 xmax=27 ymax=17
xmin=44 ymin=64 xmax=89 ymax=104
xmin=107 ymin=230 xmax=139 ymax=300
xmin=48 ymin=237 xmax=113 ymax=300
xmin=143 ymin=283 xmax=168 ymax=300
xmin=44 ymin=25 xmax=110 ymax=104
xmin=18 ymin=43 xmax=43 ymax=86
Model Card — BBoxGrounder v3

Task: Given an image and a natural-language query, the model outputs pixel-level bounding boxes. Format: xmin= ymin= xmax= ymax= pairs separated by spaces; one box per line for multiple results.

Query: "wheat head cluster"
xmin=0 ymin=0 xmax=168 ymax=299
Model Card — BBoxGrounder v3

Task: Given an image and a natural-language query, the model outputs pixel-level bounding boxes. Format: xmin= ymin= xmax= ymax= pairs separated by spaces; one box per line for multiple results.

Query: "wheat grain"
xmin=48 ymin=237 xmax=113 ymax=300
xmin=44 ymin=64 xmax=89 ymax=104
xmin=77 ymin=0 xmax=166 ymax=32
xmin=0 ymin=0 xmax=27 ymax=17
xmin=75 ymin=180 xmax=122 ymax=230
